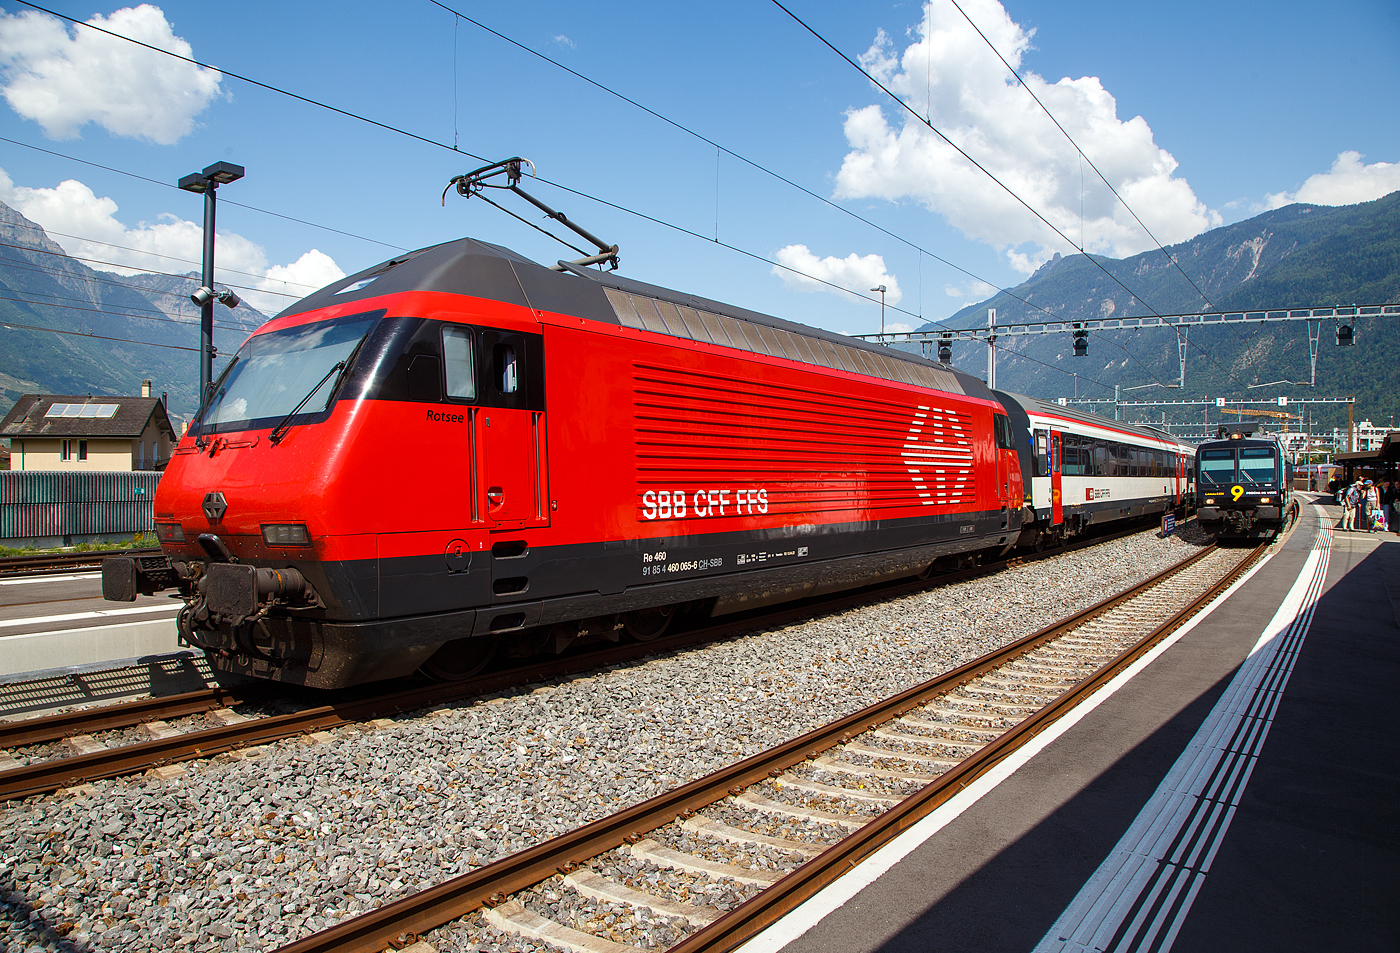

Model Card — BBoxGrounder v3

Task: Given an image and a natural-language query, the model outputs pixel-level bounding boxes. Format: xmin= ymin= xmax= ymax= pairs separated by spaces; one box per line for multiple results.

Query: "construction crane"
xmin=1228 ymin=408 xmax=1302 ymax=431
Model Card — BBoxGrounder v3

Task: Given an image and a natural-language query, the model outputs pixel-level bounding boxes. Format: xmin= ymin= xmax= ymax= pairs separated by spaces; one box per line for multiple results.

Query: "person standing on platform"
xmin=1363 ymin=480 xmax=1380 ymax=533
xmin=1341 ymin=481 xmax=1359 ymax=531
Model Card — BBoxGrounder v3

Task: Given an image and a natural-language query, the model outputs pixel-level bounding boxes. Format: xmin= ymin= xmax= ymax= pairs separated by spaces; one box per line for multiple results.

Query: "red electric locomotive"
xmin=104 ymin=175 xmax=1025 ymax=689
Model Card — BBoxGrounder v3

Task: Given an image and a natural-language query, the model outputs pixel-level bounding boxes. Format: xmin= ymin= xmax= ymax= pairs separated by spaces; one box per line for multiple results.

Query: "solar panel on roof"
xmin=45 ymin=403 xmax=118 ymax=419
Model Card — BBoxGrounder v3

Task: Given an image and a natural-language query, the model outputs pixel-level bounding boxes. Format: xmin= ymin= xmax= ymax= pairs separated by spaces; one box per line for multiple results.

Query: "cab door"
xmin=1050 ymin=429 xmax=1063 ymax=525
xmin=477 ymin=329 xmax=549 ymax=530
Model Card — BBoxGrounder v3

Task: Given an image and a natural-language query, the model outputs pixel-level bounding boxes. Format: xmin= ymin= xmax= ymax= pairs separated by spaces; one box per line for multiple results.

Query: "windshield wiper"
xmin=268 ymin=361 xmax=345 ymax=445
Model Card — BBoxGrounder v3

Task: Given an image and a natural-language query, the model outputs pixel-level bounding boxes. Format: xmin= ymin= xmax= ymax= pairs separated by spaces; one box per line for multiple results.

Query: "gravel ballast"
xmin=0 ymin=525 xmax=1209 ymax=953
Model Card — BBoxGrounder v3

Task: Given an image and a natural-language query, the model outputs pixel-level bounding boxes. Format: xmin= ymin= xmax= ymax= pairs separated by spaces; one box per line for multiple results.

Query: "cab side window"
xmin=478 ymin=328 xmax=545 ymax=410
xmin=443 ymin=326 xmax=476 ymax=400
xmin=494 ymin=343 xmax=518 ymax=395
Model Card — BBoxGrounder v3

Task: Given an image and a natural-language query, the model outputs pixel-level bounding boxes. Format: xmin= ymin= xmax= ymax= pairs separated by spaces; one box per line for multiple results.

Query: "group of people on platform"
xmin=1329 ymin=477 xmax=1399 ymax=533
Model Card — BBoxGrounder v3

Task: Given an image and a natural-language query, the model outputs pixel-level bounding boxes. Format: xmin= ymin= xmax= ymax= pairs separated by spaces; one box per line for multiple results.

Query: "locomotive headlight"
xmin=154 ymin=521 xmax=185 ymax=543
xmin=1259 ymin=497 xmax=1272 ymax=504
xmin=262 ymin=523 xmax=311 ymax=546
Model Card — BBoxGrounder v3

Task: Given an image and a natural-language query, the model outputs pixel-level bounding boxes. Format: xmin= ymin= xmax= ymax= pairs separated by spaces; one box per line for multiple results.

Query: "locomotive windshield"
xmin=1198 ymin=446 xmax=1278 ymax=486
xmin=197 ymin=314 xmax=378 ymax=433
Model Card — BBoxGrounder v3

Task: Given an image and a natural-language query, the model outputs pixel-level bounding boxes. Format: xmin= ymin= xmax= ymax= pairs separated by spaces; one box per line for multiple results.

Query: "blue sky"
xmin=0 ymin=0 xmax=1396 ymax=339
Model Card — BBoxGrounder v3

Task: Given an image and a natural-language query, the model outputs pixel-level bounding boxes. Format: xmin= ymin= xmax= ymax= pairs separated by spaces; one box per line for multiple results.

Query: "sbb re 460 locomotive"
xmin=103 ymin=235 xmax=1036 ymax=688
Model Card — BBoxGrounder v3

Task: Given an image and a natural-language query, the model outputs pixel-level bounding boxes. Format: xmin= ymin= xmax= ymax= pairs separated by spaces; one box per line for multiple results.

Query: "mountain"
xmin=926 ymin=191 xmax=1400 ymax=432
xmin=3 ymin=190 xmax=1397 ymax=435
xmin=0 ymin=201 xmax=268 ymax=421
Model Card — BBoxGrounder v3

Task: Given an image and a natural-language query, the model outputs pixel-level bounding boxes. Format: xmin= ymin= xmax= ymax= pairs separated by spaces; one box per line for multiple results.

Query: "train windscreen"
xmin=1198 ymin=449 xmax=1236 ymax=486
xmin=1199 ymin=446 xmax=1278 ymax=487
xmin=197 ymin=314 xmax=379 ymax=433
xmin=1238 ymin=447 xmax=1277 ymax=484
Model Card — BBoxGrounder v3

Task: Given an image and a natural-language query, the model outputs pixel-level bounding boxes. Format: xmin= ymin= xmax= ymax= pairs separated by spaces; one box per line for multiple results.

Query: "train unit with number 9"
xmin=1194 ymin=429 xmax=1296 ymax=539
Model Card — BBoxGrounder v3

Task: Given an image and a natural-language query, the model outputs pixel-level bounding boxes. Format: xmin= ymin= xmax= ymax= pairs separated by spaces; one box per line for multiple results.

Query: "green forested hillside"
xmin=927 ymin=192 xmax=1400 ymax=433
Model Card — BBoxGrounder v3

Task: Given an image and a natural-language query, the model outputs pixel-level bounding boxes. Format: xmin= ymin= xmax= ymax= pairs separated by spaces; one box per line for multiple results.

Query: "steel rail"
xmin=271 ymin=540 xmax=1226 ymax=953
xmin=668 ymin=540 xmax=1268 ymax=953
xmin=0 ymin=547 xmax=161 ymax=577
xmin=0 ymin=684 xmax=277 ymax=749
xmin=0 ymin=520 xmax=1153 ymax=768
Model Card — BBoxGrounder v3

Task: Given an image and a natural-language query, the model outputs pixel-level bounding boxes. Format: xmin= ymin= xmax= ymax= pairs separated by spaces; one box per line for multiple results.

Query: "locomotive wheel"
xmin=623 ymin=606 xmax=674 ymax=642
xmin=419 ymin=636 xmax=497 ymax=682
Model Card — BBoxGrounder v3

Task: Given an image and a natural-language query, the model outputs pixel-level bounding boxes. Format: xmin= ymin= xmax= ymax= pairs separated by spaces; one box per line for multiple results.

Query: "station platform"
xmin=0 ymin=570 xmax=180 ymax=679
xmin=743 ymin=497 xmax=1399 ymax=953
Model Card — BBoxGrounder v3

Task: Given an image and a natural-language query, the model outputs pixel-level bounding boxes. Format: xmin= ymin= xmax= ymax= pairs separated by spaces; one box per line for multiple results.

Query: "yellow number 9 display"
xmin=1231 ymin=485 xmax=1245 ymax=501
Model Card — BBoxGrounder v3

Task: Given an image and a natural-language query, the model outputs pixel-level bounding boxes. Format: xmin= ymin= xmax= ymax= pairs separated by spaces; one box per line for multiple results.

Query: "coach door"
xmin=478 ymin=329 xmax=550 ymax=530
xmin=1050 ymin=429 xmax=1063 ymax=525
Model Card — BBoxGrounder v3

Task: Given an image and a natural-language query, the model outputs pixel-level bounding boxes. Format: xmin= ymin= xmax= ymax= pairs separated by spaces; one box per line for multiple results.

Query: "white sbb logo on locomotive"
xmin=641 ymin=488 xmax=769 ymax=520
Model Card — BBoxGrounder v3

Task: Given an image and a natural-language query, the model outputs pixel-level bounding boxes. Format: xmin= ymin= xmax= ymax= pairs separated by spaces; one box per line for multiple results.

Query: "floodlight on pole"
xmin=179 ymin=161 xmax=244 ymax=405
xmin=870 ymin=285 xmax=887 ymax=338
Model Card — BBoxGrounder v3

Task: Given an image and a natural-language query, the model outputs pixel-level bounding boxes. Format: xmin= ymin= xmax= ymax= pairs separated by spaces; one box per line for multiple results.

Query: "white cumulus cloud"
xmin=0 ymin=4 xmax=221 ymax=143
xmin=773 ymin=244 xmax=902 ymax=305
xmin=257 ymin=250 xmax=345 ymax=304
xmin=0 ymin=168 xmax=344 ymax=314
xmin=1265 ymin=151 xmax=1400 ymax=209
xmin=834 ymin=0 xmax=1220 ymax=273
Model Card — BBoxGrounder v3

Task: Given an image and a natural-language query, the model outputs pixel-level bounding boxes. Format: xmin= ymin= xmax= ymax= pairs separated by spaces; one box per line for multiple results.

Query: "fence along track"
xmin=0 ymin=470 xmax=161 ymax=541
xmin=272 ymin=539 xmax=1265 ymax=953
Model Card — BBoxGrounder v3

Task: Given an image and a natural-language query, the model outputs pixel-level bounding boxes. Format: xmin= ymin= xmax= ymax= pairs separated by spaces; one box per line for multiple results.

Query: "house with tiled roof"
xmin=0 ymin=382 xmax=177 ymax=471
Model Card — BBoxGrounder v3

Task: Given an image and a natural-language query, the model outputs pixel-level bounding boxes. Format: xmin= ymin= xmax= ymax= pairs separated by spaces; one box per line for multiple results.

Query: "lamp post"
xmin=178 ymin=161 xmax=244 ymax=403
xmin=870 ymin=285 xmax=886 ymax=339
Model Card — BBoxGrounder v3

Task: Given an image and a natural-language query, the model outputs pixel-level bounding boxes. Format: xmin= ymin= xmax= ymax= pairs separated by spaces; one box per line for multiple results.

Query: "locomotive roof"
xmin=997 ymin=391 xmax=1192 ymax=449
xmin=278 ymin=236 xmax=995 ymax=403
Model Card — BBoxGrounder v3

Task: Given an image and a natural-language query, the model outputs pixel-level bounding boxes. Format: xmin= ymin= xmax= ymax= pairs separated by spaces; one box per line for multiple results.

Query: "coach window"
xmin=442 ymin=326 xmax=476 ymax=400
xmin=1063 ymin=435 xmax=1083 ymax=476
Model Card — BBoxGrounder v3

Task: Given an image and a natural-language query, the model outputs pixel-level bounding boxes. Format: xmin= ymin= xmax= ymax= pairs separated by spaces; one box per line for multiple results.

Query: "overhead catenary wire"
xmin=0 ymin=219 xmax=313 ymax=291
xmin=427 ymin=1 xmax=1176 ymax=391
xmin=0 ymin=253 xmax=270 ymax=324
xmin=427 ymin=1 xmax=1091 ymax=333
xmin=0 ymin=312 xmax=203 ymax=353
xmin=9 ymin=0 xmax=1079 ymax=343
xmin=0 ymin=238 xmax=300 ymax=299
xmin=0 ymin=134 xmax=407 ymax=253
xmin=769 ymin=0 xmax=1251 ymax=392
xmin=943 ymin=0 xmax=1269 ymax=364
xmin=10 ymin=0 xmax=1126 ymax=395
xmin=945 ymin=0 xmax=1227 ymax=317
xmin=0 ymin=270 xmax=251 ymax=333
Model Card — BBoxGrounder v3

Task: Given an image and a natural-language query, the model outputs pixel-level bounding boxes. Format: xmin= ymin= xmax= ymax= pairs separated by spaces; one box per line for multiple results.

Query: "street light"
xmin=870 ymin=285 xmax=886 ymax=338
xmin=179 ymin=161 xmax=244 ymax=403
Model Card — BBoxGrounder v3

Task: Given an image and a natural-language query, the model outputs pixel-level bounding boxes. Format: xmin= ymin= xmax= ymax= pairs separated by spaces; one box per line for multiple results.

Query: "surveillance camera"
xmin=216 ymin=289 xmax=241 ymax=310
xmin=190 ymin=286 xmax=214 ymax=307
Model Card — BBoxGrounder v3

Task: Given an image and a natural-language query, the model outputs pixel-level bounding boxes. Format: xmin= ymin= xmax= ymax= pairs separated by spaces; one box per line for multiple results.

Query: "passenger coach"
xmin=994 ymin=393 xmax=1196 ymax=548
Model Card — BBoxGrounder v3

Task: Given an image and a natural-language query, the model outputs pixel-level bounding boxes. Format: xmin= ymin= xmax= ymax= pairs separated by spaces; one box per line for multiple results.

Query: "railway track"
xmin=266 ymin=538 xmax=1268 ymax=953
xmin=0 ymin=521 xmax=1168 ymax=800
xmin=0 ymin=546 xmax=161 ymax=577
